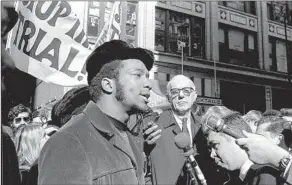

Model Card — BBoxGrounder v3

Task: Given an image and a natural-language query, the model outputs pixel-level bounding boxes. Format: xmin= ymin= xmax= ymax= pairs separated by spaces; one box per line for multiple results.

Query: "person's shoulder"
xmin=250 ymin=164 xmax=281 ymax=178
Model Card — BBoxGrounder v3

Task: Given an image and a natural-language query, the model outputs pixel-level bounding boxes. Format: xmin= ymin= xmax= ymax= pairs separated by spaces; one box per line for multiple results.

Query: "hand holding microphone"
xmin=143 ymin=111 xmax=162 ymax=145
xmin=175 ymin=133 xmax=207 ymax=185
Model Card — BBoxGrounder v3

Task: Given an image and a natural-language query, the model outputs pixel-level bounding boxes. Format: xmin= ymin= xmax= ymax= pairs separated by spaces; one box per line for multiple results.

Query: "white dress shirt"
xmin=239 ymin=159 xmax=254 ymax=181
xmin=173 ymin=112 xmax=193 ymax=146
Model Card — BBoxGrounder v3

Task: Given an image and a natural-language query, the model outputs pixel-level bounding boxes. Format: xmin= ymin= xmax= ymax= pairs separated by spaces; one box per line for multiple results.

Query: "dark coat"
xmin=38 ymin=101 xmax=146 ymax=185
xmin=144 ymin=110 xmax=201 ymax=185
xmin=2 ymin=131 xmax=21 ymax=185
xmin=226 ymin=164 xmax=286 ymax=185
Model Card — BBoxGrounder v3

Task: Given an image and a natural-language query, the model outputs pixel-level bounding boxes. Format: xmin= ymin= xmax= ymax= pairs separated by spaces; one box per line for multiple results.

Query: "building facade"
xmin=145 ymin=1 xmax=292 ymax=113
xmin=32 ymin=1 xmax=292 ymax=114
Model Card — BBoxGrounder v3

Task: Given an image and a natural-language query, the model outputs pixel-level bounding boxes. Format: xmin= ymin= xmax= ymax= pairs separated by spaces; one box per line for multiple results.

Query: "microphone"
xmin=205 ymin=115 xmax=245 ymax=139
xmin=175 ymin=133 xmax=207 ymax=185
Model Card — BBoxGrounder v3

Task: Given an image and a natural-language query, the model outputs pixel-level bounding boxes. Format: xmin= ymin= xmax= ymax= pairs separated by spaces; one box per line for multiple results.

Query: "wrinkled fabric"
xmin=38 ymin=101 xmax=146 ymax=185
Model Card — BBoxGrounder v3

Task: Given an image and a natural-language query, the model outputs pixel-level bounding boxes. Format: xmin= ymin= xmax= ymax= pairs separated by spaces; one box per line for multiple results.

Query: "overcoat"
xmin=38 ymin=101 xmax=146 ymax=185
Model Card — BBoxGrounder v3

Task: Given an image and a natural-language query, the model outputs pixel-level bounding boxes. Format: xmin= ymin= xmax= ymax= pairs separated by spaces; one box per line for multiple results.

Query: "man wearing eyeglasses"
xmin=144 ymin=75 xmax=202 ymax=185
xmin=8 ymin=104 xmax=32 ymax=131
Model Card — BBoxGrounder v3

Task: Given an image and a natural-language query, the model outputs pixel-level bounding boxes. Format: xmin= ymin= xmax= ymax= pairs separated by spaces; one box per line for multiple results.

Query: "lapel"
xmin=112 ymin=132 xmax=137 ymax=169
xmin=190 ymin=112 xmax=200 ymax=137
xmin=162 ymin=110 xmax=182 ymax=136
xmin=83 ymin=101 xmax=137 ymax=168
xmin=163 ymin=110 xmax=201 ymax=137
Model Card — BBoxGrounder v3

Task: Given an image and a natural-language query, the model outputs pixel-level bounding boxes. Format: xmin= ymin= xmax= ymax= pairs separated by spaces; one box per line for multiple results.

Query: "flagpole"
xmin=181 ymin=46 xmax=184 ymax=75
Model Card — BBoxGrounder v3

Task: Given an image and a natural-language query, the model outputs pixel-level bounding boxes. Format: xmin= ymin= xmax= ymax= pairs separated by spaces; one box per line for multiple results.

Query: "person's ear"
xmin=101 ymin=78 xmax=114 ymax=93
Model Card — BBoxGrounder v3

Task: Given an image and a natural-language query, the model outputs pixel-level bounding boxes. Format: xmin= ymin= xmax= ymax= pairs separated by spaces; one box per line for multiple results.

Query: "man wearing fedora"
xmin=38 ymin=40 xmax=161 ymax=185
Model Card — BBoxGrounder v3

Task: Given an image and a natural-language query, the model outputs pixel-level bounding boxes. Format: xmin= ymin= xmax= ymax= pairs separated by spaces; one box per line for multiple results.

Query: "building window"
xmin=268 ymin=37 xmax=292 ymax=73
xmin=219 ymin=24 xmax=258 ymax=68
xmin=193 ymin=77 xmax=202 ymax=96
xmin=219 ymin=1 xmax=256 ymax=15
xmin=267 ymin=2 xmax=292 ymax=26
xmin=87 ymin=2 xmax=101 ymax=43
xmin=155 ymin=8 xmax=166 ymax=51
xmin=125 ymin=1 xmax=138 ymax=46
xmin=155 ymin=8 xmax=205 ymax=58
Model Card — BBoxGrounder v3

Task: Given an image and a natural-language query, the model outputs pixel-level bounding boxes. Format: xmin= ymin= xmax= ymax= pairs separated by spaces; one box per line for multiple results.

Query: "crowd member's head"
xmin=242 ymin=110 xmax=262 ymax=133
xmin=14 ymin=124 xmax=50 ymax=170
xmin=32 ymin=107 xmax=52 ymax=127
xmin=51 ymin=86 xmax=90 ymax=127
xmin=202 ymin=106 xmax=252 ymax=171
xmin=262 ymin=109 xmax=281 ymax=117
xmin=166 ymin=75 xmax=197 ymax=116
xmin=280 ymin=108 xmax=292 ymax=122
xmin=86 ymin=40 xmax=154 ymax=119
xmin=256 ymin=116 xmax=292 ymax=151
xmin=8 ymin=104 xmax=32 ymax=130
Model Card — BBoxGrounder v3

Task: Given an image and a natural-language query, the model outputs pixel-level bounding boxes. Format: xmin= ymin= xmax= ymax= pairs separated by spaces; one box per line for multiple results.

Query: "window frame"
xmin=154 ymin=7 xmax=206 ymax=59
xmin=218 ymin=23 xmax=259 ymax=68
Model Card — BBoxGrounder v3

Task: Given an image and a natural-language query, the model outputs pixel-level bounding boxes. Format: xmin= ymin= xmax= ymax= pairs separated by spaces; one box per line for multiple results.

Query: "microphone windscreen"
xmin=174 ymin=132 xmax=190 ymax=149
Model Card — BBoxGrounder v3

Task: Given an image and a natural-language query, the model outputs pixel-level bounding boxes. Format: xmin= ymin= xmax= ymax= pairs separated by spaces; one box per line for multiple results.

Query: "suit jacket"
xmin=144 ymin=110 xmax=201 ymax=185
xmin=38 ymin=101 xmax=146 ymax=185
xmin=227 ymin=164 xmax=285 ymax=185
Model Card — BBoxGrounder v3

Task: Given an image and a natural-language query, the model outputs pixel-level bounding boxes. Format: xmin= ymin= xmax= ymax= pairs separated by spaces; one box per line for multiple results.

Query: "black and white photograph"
xmin=1 ymin=1 xmax=292 ymax=185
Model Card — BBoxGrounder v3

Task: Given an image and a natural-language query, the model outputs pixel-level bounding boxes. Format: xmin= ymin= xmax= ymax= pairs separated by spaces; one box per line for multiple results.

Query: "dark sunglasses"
xmin=14 ymin=116 xmax=30 ymax=123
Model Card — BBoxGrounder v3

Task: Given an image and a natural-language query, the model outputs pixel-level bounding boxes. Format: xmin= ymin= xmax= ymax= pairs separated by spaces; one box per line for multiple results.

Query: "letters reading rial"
xmin=12 ymin=1 xmax=89 ymax=81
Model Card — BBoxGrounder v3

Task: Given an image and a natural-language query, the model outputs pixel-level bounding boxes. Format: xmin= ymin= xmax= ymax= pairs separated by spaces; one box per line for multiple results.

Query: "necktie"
xmin=181 ymin=118 xmax=190 ymax=138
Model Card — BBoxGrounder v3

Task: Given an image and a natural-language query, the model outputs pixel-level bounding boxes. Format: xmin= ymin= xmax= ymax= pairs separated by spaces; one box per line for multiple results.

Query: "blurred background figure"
xmin=51 ymin=86 xmax=90 ymax=128
xmin=14 ymin=124 xmax=51 ymax=185
xmin=8 ymin=104 xmax=32 ymax=132
xmin=242 ymin=110 xmax=262 ymax=133
xmin=2 ymin=2 xmax=21 ymax=185
xmin=256 ymin=116 xmax=292 ymax=152
xmin=32 ymin=106 xmax=52 ymax=127
xmin=262 ymin=109 xmax=282 ymax=118
xmin=280 ymin=108 xmax=292 ymax=122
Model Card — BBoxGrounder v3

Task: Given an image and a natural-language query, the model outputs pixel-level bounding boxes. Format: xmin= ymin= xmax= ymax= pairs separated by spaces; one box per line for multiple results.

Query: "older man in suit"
xmin=144 ymin=75 xmax=203 ymax=185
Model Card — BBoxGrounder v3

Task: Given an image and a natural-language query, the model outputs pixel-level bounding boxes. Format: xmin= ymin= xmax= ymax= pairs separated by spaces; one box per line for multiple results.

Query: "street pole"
xmin=181 ymin=46 xmax=184 ymax=75
xmin=283 ymin=2 xmax=291 ymax=83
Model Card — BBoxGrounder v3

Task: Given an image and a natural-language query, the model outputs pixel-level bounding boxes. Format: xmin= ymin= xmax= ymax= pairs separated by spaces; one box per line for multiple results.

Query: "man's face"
xmin=207 ymin=131 xmax=248 ymax=171
xmin=12 ymin=112 xmax=30 ymax=129
xmin=168 ymin=77 xmax=197 ymax=114
xmin=115 ymin=59 xmax=152 ymax=113
xmin=256 ymin=123 xmax=280 ymax=145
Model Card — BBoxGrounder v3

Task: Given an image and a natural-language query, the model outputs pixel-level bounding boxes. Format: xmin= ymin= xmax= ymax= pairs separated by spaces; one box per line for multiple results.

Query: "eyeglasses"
xmin=14 ymin=116 xmax=30 ymax=123
xmin=169 ymin=87 xmax=195 ymax=98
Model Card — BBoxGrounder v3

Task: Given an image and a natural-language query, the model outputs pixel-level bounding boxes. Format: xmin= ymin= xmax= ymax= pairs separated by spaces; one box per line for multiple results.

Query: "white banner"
xmin=9 ymin=1 xmax=92 ymax=86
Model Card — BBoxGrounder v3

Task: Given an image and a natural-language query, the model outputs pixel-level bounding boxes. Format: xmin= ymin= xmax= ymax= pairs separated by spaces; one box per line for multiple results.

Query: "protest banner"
xmin=9 ymin=1 xmax=92 ymax=86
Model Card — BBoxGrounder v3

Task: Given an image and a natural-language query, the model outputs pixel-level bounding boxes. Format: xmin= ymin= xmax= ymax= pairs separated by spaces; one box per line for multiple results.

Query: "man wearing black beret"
xmin=38 ymin=40 xmax=161 ymax=185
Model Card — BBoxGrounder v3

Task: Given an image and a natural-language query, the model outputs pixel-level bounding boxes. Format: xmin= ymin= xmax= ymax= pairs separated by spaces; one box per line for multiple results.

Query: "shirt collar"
xmin=239 ymin=159 xmax=254 ymax=181
xmin=172 ymin=111 xmax=191 ymax=124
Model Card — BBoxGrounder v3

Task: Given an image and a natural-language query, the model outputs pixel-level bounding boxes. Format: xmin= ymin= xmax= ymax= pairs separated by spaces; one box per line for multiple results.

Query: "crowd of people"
xmin=2 ymin=2 xmax=292 ymax=185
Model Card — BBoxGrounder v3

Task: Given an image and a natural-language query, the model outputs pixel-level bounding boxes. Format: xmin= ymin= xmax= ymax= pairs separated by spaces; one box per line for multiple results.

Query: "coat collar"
xmin=162 ymin=110 xmax=200 ymax=135
xmin=83 ymin=101 xmax=138 ymax=168
xmin=83 ymin=101 xmax=115 ymax=138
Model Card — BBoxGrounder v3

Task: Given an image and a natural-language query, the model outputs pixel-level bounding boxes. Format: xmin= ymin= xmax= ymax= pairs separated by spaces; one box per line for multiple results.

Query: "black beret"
xmin=86 ymin=40 xmax=154 ymax=85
